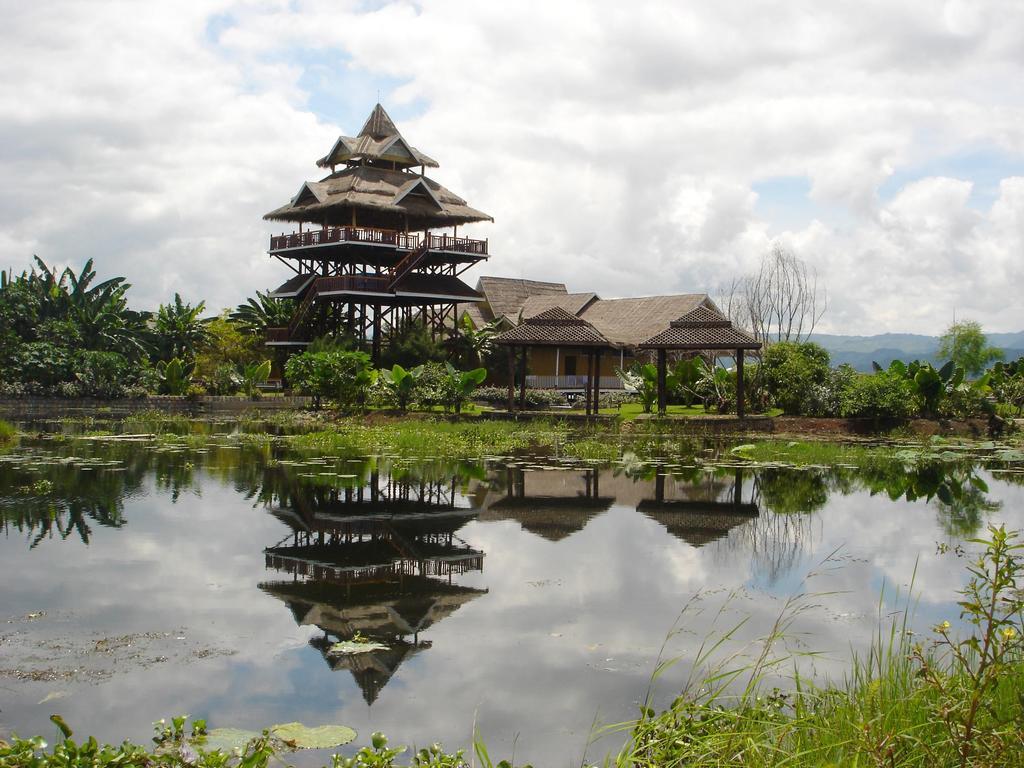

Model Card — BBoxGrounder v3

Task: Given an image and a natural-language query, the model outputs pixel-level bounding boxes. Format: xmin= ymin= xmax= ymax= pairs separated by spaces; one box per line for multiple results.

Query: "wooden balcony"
xmin=269 ymin=226 xmax=488 ymax=256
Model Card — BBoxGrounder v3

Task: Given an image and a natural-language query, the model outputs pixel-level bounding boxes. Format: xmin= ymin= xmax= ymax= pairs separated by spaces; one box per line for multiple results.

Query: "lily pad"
xmin=270 ymin=723 xmax=357 ymax=749
xmin=204 ymin=728 xmax=261 ymax=752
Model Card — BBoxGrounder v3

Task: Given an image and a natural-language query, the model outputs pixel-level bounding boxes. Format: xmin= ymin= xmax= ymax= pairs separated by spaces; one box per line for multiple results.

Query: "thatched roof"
xmin=316 ymin=104 xmax=439 ymax=170
xmin=264 ymin=165 xmax=492 ymax=226
xmin=579 ymin=295 xmax=713 ymax=347
xmin=640 ymin=305 xmax=761 ymax=350
xmin=480 ymin=496 xmax=612 ymax=541
xmin=520 ymin=292 xmax=598 ymax=319
xmin=494 ymin=307 xmax=611 ymax=348
xmin=476 ymin=277 xmax=568 ymax=322
xmin=637 ymin=501 xmax=759 ymax=548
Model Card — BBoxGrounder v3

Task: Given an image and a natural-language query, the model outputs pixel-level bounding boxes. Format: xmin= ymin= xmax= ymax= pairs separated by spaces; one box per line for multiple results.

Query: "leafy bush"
xmin=839 ymin=371 xmax=914 ymax=420
xmin=285 ymin=350 xmax=373 ymax=411
xmin=413 ymin=361 xmax=451 ymax=408
xmin=473 ymin=386 xmax=567 ymax=408
xmin=759 ymin=341 xmax=830 ymax=415
xmin=75 ymin=350 xmax=132 ymax=398
xmin=0 ymin=419 xmax=15 ymax=443
xmin=803 ymin=363 xmax=858 ymax=417
xmin=599 ymin=390 xmax=638 ymax=409
xmin=10 ymin=342 xmax=76 ymax=387
xmin=381 ymin=323 xmax=445 ymax=369
xmin=157 ymin=357 xmax=194 ymax=396
xmin=206 ymin=363 xmax=242 ymax=395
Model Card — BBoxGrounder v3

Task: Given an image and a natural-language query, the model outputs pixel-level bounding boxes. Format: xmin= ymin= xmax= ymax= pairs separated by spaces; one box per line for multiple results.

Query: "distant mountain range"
xmin=806 ymin=331 xmax=1024 ymax=372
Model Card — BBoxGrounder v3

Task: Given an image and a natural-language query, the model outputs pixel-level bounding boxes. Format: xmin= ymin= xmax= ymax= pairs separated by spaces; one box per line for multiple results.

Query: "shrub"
xmin=381 ymin=323 xmax=445 ymax=369
xmin=839 ymin=371 xmax=914 ymax=420
xmin=413 ymin=361 xmax=451 ymax=408
xmin=206 ymin=363 xmax=242 ymax=395
xmin=10 ymin=342 xmax=76 ymax=387
xmin=285 ymin=350 xmax=373 ymax=411
xmin=759 ymin=341 xmax=831 ymax=415
xmin=0 ymin=419 xmax=15 ymax=443
xmin=75 ymin=350 xmax=132 ymax=398
xmin=472 ymin=385 xmax=567 ymax=408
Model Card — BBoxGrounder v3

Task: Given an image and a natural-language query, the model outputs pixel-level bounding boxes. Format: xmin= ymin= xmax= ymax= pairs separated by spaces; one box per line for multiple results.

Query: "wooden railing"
xmin=526 ymin=375 xmax=624 ymax=390
xmin=426 ymin=233 xmax=488 ymax=255
xmin=269 ymin=226 xmax=487 ymax=256
xmin=270 ymin=226 xmax=417 ymax=252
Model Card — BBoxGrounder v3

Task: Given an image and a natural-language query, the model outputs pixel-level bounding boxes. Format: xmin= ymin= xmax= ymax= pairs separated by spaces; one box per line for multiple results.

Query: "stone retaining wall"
xmin=0 ymin=395 xmax=313 ymax=419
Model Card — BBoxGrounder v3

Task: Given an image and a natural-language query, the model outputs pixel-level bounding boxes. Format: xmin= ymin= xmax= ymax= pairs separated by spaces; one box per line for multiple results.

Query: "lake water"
xmin=2 ymin=425 xmax=1024 ymax=766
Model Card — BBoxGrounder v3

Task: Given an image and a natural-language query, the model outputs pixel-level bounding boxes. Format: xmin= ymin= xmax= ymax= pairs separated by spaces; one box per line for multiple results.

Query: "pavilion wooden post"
xmin=518 ymin=346 xmax=527 ymax=410
xmin=657 ymin=349 xmax=667 ymax=416
xmin=585 ymin=351 xmax=594 ymax=416
xmin=736 ymin=349 xmax=745 ymax=419
xmin=506 ymin=346 xmax=516 ymax=412
xmin=594 ymin=350 xmax=602 ymax=416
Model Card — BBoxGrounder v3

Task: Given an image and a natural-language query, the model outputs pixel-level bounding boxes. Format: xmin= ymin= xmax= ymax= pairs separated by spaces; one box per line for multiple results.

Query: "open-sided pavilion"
xmin=640 ymin=305 xmax=762 ymax=418
xmin=493 ymin=308 xmax=613 ymax=415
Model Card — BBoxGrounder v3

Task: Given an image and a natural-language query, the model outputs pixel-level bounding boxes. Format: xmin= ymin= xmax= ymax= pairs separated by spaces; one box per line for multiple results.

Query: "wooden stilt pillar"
xmin=657 ymin=348 xmax=667 ymax=416
xmin=372 ymin=305 xmax=381 ymax=366
xmin=518 ymin=347 xmax=527 ymax=410
xmin=594 ymin=350 xmax=602 ymax=416
xmin=506 ymin=346 xmax=515 ymax=412
xmin=736 ymin=349 xmax=746 ymax=419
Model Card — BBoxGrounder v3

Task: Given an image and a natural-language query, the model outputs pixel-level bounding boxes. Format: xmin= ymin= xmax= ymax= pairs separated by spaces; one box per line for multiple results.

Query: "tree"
xmin=449 ymin=314 xmax=501 ymax=368
xmin=231 ymin=290 xmax=294 ymax=336
xmin=759 ymin=341 xmax=831 ymax=414
xmin=718 ymin=244 xmax=826 ymax=344
xmin=938 ymin=320 xmax=1003 ymax=377
xmin=153 ymin=294 xmax=210 ymax=365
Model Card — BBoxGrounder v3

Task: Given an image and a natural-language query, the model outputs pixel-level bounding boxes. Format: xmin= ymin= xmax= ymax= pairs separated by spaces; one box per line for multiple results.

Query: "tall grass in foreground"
xmin=611 ymin=525 xmax=1024 ymax=768
xmin=3 ymin=528 xmax=1022 ymax=768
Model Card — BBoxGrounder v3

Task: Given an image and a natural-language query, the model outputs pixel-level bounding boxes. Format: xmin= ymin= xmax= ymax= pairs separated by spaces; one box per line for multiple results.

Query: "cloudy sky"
xmin=1 ymin=0 xmax=1023 ymax=334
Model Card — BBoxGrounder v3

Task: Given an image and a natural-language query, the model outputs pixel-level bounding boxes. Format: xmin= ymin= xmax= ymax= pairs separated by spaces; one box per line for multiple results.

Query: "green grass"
xmin=0 ymin=418 xmax=16 ymax=444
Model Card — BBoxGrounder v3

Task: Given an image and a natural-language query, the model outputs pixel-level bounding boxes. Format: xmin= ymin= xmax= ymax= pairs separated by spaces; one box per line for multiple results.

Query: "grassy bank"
xmin=4 ymin=527 xmax=1022 ymax=768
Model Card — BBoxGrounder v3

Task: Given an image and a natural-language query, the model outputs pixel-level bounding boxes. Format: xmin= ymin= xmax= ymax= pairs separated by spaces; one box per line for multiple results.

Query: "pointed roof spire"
xmin=358 ymin=103 xmax=400 ymax=140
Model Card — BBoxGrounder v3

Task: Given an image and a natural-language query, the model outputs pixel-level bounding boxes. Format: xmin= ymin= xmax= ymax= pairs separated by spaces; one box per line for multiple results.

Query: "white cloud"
xmin=1 ymin=0 xmax=1023 ymax=332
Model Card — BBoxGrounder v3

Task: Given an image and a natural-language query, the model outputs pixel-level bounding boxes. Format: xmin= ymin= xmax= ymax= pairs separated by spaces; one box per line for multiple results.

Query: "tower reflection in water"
xmin=259 ymin=466 xmax=487 ymax=704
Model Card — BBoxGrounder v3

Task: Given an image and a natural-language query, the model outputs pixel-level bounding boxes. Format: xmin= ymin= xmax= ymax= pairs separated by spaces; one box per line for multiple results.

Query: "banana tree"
xmin=157 ymin=357 xmax=193 ymax=396
xmin=444 ymin=362 xmax=487 ymax=414
xmin=241 ymin=360 xmax=272 ymax=399
xmin=380 ymin=364 xmax=423 ymax=410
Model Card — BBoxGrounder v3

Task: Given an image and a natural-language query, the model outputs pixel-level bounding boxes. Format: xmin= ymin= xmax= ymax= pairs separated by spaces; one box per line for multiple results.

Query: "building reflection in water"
xmin=479 ymin=466 xmax=613 ymax=541
xmin=477 ymin=463 xmax=759 ymax=548
xmin=258 ymin=467 xmax=487 ymax=704
xmin=638 ymin=467 xmax=759 ymax=548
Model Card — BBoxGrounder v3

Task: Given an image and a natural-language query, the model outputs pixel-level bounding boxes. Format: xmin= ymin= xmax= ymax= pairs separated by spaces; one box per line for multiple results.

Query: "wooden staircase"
xmin=286 ymin=279 xmax=322 ymax=340
xmin=387 ymin=240 xmax=431 ymax=290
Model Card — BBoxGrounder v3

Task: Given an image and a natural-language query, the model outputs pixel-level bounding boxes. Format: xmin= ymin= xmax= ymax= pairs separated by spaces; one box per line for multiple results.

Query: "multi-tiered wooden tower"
xmin=263 ymin=104 xmax=492 ymax=362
